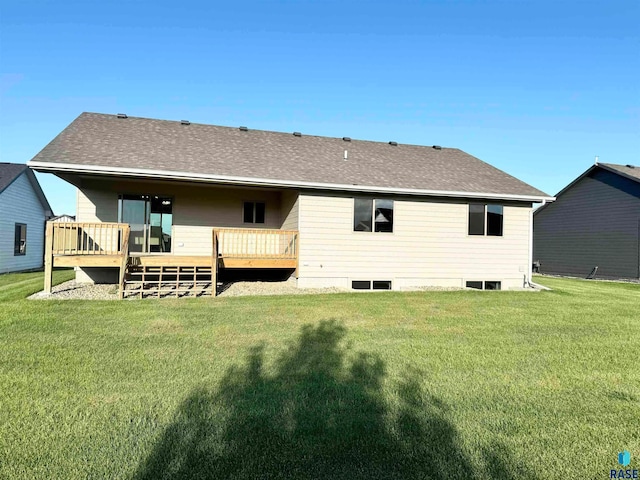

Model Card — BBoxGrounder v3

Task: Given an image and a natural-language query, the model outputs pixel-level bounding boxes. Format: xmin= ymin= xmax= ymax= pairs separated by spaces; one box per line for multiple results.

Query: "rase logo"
xmin=611 ymin=451 xmax=638 ymax=479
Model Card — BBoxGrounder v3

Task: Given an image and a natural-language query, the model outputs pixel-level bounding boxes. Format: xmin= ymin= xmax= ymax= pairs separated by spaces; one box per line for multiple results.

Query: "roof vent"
xmin=432 ymin=145 xmax=442 ymax=150
xmin=239 ymin=126 xmax=248 ymax=131
xmin=116 ymin=113 xmax=127 ymax=119
xmin=389 ymin=141 xmax=398 ymax=146
xmin=343 ymin=137 xmax=351 ymax=142
xmin=293 ymin=131 xmax=302 ymax=137
xmin=181 ymin=120 xmax=190 ymax=125
xmin=626 ymin=164 xmax=635 ymax=169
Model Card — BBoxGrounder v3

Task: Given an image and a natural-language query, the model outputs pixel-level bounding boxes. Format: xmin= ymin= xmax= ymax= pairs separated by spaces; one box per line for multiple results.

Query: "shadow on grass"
xmin=135 ymin=320 xmax=533 ymax=480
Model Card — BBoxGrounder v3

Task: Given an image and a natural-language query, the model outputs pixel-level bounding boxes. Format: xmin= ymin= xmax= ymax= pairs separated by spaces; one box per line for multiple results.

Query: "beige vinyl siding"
xmin=280 ymin=190 xmax=299 ymax=230
xmin=297 ymin=193 xmax=532 ymax=290
xmin=76 ymin=178 xmax=284 ymax=256
xmin=172 ymin=186 xmax=282 ymax=255
xmin=77 ymin=187 xmax=117 ymax=222
xmin=75 ymin=178 xmax=288 ymax=282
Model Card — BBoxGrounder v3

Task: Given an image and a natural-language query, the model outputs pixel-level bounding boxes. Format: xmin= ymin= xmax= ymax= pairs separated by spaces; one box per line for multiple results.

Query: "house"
xmin=534 ymin=162 xmax=640 ymax=280
xmin=50 ymin=214 xmax=76 ymax=223
xmin=28 ymin=112 xmax=553 ymax=297
xmin=0 ymin=163 xmax=53 ymax=274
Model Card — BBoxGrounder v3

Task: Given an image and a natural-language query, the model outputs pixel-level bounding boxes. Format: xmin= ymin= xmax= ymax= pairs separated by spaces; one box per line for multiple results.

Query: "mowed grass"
xmin=0 ymin=274 xmax=638 ymax=479
xmin=0 ymin=269 xmax=75 ymax=302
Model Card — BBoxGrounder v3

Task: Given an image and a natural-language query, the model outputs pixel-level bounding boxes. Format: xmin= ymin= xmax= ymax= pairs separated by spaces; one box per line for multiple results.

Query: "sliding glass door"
xmin=118 ymin=195 xmax=173 ymax=253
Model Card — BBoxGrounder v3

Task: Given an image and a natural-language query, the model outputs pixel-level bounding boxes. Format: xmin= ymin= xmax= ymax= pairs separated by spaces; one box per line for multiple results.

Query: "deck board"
xmin=53 ymin=255 xmax=123 ymax=267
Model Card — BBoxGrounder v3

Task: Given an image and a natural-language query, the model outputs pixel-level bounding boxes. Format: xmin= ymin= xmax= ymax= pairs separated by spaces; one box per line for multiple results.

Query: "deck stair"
xmin=123 ymin=264 xmax=214 ymax=298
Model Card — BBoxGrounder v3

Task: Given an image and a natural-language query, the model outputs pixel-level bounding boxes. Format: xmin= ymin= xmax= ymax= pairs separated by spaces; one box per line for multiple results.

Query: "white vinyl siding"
xmin=297 ymin=193 xmax=531 ymax=290
xmin=0 ymin=173 xmax=47 ymax=273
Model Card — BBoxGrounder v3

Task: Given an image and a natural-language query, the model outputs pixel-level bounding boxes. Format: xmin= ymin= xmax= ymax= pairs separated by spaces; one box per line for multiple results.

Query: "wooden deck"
xmin=44 ymin=223 xmax=299 ymax=298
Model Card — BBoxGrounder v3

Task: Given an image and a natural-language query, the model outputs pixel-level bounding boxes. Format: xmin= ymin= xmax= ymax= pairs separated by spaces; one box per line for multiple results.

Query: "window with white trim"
xmin=14 ymin=223 xmax=26 ymax=255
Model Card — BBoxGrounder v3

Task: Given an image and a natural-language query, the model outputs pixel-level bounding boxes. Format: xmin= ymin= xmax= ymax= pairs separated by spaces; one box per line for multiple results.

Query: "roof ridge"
xmin=80 ymin=112 xmax=451 ymax=149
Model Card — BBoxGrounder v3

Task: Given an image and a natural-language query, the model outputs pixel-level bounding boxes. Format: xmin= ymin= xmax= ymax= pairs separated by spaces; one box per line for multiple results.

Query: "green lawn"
xmin=0 ymin=274 xmax=638 ymax=479
xmin=0 ymin=269 xmax=75 ymax=302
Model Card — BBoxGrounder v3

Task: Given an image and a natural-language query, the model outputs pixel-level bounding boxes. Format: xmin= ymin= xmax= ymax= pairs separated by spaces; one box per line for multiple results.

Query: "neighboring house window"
xmin=353 ymin=198 xmax=394 ymax=232
xmin=243 ymin=202 xmax=266 ymax=224
xmin=468 ymin=204 xmax=503 ymax=236
xmin=14 ymin=223 xmax=27 ymax=255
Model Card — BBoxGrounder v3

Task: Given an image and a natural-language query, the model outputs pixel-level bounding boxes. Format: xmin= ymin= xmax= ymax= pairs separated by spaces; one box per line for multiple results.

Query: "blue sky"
xmin=1 ymin=0 xmax=638 ymax=215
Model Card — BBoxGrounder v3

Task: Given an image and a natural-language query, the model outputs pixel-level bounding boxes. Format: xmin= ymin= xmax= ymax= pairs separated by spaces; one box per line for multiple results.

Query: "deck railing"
xmin=214 ymin=228 xmax=299 ymax=259
xmin=50 ymin=222 xmax=129 ymax=255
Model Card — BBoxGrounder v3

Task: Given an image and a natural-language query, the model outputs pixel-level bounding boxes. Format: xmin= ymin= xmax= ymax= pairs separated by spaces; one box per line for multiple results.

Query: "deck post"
xmin=212 ymin=229 xmax=218 ymax=297
xmin=118 ymin=225 xmax=130 ymax=300
xmin=294 ymin=231 xmax=300 ymax=278
xmin=43 ymin=221 xmax=54 ymax=294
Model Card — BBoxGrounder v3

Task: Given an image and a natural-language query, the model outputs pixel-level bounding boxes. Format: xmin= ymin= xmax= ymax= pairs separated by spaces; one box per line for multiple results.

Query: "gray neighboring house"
xmin=29 ymin=112 xmax=553 ymax=292
xmin=0 ymin=163 xmax=53 ymax=274
xmin=534 ymin=162 xmax=640 ymax=280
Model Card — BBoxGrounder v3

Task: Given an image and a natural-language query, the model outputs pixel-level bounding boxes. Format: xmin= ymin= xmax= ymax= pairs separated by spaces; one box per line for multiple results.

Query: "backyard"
xmin=0 ymin=272 xmax=638 ymax=479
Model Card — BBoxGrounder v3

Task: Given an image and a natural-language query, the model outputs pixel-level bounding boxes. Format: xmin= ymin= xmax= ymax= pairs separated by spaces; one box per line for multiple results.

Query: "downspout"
xmin=528 ymin=200 xmax=546 ymax=287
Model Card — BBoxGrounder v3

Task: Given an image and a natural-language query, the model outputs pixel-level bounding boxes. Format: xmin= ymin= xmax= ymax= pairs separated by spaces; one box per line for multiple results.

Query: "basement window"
xmin=352 ymin=280 xmax=392 ymax=290
xmin=372 ymin=281 xmax=392 ymax=290
xmin=466 ymin=281 xmax=501 ymax=290
xmin=354 ymin=198 xmax=394 ymax=232
xmin=14 ymin=223 xmax=26 ymax=255
xmin=468 ymin=204 xmax=503 ymax=236
xmin=243 ymin=202 xmax=266 ymax=224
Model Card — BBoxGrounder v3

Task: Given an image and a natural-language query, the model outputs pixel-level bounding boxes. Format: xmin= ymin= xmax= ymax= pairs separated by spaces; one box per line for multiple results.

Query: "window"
xmin=352 ymin=280 xmax=371 ymax=290
xmin=14 ymin=224 xmax=27 ymax=255
xmin=352 ymin=280 xmax=392 ymax=290
xmin=466 ymin=281 xmax=501 ymax=291
xmin=372 ymin=280 xmax=392 ymax=290
xmin=486 ymin=205 xmax=503 ymax=236
xmin=354 ymin=198 xmax=394 ymax=232
xmin=468 ymin=204 xmax=485 ymax=235
xmin=243 ymin=202 xmax=265 ymax=224
xmin=468 ymin=204 xmax=503 ymax=236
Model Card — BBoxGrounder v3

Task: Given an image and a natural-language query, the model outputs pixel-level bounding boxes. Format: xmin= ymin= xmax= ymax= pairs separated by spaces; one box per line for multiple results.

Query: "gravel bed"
xmin=28 ymin=278 xmax=347 ymax=300
xmin=29 ymin=280 xmax=119 ymax=300
xmin=218 ymin=278 xmax=346 ymax=297
xmin=32 ymin=279 xmax=539 ymax=301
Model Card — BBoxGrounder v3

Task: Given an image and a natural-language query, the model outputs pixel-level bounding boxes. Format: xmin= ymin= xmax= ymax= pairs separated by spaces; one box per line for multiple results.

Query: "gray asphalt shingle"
xmin=30 ymin=112 xmax=550 ymax=198
xmin=0 ymin=163 xmax=28 ymax=194
xmin=601 ymin=163 xmax=640 ymax=183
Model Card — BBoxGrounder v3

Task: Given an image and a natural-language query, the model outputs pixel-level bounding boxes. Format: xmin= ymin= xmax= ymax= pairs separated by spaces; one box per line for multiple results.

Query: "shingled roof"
xmin=599 ymin=163 xmax=640 ymax=183
xmin=0 ymin=162 xmax=52 ymax=215
xmin=0 ymin=163 xmax=29 ymax=193
xmin=29 ymin=112 xmax=551 ymax=201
